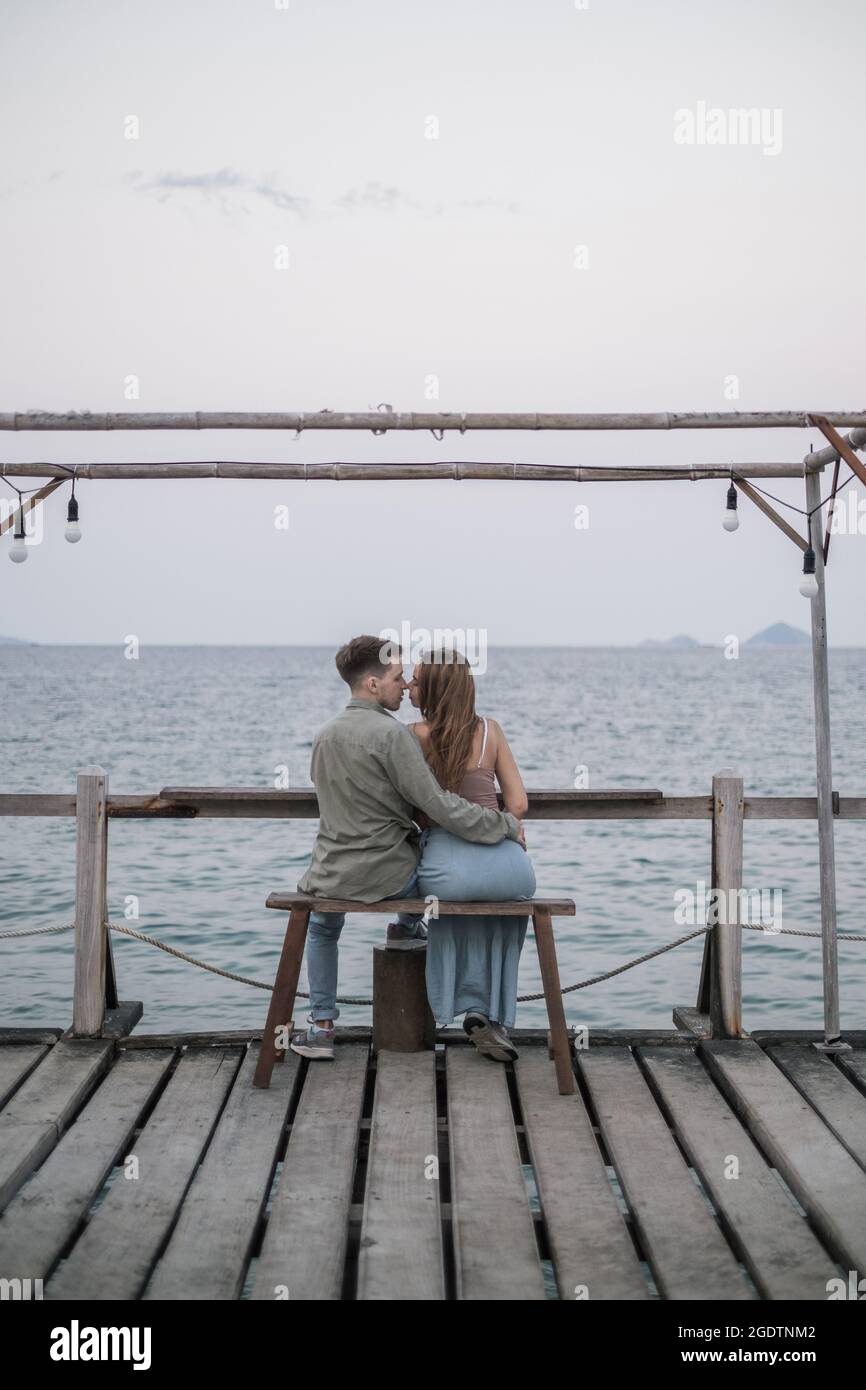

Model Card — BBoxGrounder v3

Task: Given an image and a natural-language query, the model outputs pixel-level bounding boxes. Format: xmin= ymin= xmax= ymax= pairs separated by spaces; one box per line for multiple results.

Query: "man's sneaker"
xmin=463 ymin=1011 xmax=519 ymax=1063
xmin=385 ymin=920 xmax=428 ymax=950
xmin=289 ymin=1024 xmax=335 ymax=1060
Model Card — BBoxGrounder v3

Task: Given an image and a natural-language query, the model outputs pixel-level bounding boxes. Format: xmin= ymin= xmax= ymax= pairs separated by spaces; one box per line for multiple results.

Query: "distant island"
xmin=641 ymin=634 xmax=702 ymax=649
xmin=744 ymin=622 xmax=811 ymax=647
xmin=641 ymin=622 xmax=810 ymax=649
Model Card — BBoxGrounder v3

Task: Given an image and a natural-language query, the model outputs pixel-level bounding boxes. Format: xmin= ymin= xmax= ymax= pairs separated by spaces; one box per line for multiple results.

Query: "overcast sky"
xmin=1 ymin=0 xmax=864 ymax=646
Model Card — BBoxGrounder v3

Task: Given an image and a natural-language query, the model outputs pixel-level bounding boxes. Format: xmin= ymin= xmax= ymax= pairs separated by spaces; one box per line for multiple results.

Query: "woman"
xmin=405 ymin=650 xmax=536 ymax=1063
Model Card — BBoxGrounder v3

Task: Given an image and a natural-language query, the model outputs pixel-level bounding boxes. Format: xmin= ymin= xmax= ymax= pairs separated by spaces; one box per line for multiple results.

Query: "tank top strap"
xmin=477 ymin=716 xmax=489 ymax=766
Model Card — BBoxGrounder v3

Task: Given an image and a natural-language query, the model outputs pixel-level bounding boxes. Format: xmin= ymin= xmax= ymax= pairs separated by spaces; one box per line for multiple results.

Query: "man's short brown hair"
xmin=335 ymin=634 xmax=397 ymax=690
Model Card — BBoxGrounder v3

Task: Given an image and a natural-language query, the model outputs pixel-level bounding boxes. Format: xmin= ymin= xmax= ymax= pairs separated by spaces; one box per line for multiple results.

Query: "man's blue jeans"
xmin=306 ymin=866 xmax=420 ymax=1022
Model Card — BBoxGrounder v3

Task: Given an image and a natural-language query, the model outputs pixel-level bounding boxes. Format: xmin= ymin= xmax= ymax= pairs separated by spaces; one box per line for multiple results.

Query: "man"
xmin=290 ymin=634 xmax=523 ymax=1059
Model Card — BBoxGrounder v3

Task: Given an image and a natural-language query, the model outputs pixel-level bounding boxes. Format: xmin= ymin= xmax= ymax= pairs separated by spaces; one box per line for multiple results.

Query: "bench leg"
xmin=532 ymin=907 xmax=575 ymax=1095
xmin=253 ymin=908 xmax=310 ymax=1089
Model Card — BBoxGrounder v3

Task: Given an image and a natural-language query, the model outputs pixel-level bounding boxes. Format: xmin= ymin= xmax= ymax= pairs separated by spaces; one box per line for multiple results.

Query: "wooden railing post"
xmin=706 ymin=769 xmax=744 ymax=1038
xmin=73 ymin=767 xmax=109 ymax=1036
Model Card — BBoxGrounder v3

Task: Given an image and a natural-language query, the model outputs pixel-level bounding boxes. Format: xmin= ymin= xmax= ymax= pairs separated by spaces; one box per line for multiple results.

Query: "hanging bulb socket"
xmin=9 ymin=509 xmax=28 ymax=563
xmin=722 ymin=482 xmax=740 ymax=532
xmin=65 ymin=489 xmax=81 ymax=544
xmin=799 ymin=545 xmax=818 ymax=599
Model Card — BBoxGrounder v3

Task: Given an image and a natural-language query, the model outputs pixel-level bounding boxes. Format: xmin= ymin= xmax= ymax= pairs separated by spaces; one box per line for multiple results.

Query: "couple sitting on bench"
xmin=291 ymin=634 xmax=536 ymax=1064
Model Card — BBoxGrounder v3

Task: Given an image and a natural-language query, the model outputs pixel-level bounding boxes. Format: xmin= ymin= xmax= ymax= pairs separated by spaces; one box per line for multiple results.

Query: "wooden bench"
xmin=253 ymin=894 xmax=577 ymax=1094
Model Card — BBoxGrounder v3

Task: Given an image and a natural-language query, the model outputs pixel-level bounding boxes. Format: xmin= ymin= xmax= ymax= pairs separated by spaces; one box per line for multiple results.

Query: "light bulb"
xmin=9 ymin=533 xmax=28 ymax=563
xmin=722 ymin=482 xmax=739 ymax=532
xmin=800 ymin=545 xmax=818 ymax=599
xmin=65 ymin=492 xmax=81 ymax=542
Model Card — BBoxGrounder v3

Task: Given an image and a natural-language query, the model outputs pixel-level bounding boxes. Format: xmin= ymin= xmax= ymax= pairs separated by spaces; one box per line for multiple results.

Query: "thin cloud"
xmin=335 ymin=181 xmax=422 ymax=212
xmin=335 ymin=183 xmax=522 ymax=217
xmin=126 ymin=167 xmax=309 ymax=215
xmin=125 ymin=169 xmax=522 ymax=218
xmin=457 ymin=196 xmax=522 ymax=214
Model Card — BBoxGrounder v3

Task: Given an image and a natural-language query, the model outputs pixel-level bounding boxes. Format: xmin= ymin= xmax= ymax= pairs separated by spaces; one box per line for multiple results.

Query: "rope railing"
xmin=6 ymin=769 xmax=863 ymax=1037
xmin=3 ymin=917 xmax=864 ymax=1007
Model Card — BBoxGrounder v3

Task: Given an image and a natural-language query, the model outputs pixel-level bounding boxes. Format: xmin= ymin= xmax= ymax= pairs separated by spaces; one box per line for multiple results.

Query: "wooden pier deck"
xmin=2 ymin=1027 xmax=866 ymax=1301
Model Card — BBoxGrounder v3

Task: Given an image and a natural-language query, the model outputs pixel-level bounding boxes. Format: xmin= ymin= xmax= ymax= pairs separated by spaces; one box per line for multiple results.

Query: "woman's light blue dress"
xmin=414 ymin=721 xmax=536 ymax=1027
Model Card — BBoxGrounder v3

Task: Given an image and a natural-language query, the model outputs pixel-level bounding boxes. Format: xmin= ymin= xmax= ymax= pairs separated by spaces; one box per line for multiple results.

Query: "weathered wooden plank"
xmin=0 ymin=1044 xmax=49 ymax=1110
xmin=121 ymin=1030 xmax=268 ymax=1049
xmin=357 ymin=1052 xmax=444 ymax=1301
xmin=144 ymin=1045 xmax=301 ymax=1300
xmin=640 ymin=1047 xmax=838 ymax=1299
xmin=702 ymin=1040 xmax=866 ymax=1271
xmin=836 ymin=1047 xmax=866 ymax=1092
xmin=251 ymin=1044 xmax=369 ymax=1301
xmin=0 ymin=1030 xmax=61 ymax=1044
xmin=5 ymin=791 xmax=866 ymax=820
xmin=45 ymin=1047 xmax=243 ymax=1300
xmin=118 ymin=1027 xmax=718 ymax=1052
xmin=515 ymin=1048 xmax=648 ymax=1300
xmin=0 ymin=1040 xmax=113 ymax=1212
xmin=577 ymin=1047 xmax=751 ymax=1300
xmin=266 ymin=893 xmax=576 ymax=915
xmin=0 ymin=795 xmax=77 ymax=816
xmin=165 ymin=786 xmax=662 ymax=804
xmin=765 ymin=1044 xmax=866 ymax=1172
xmin=129 ymin=793 xmax=866 ymax=821
xmin=447 ymin=1046 xmax=545 ymax=1300
xmin=0 ymin=1049 xmax=172 ymax=1280
xmin=754 ymin=1031 xmax=866 ymax=1045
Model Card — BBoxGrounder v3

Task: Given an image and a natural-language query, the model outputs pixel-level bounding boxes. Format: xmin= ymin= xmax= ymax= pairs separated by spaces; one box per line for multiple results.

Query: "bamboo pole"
xmin=3 ymin=409 xmax=866 ymax=433
xmin=0 ymin=460 xmax=823 ymax=482
xmin=0 ymin=477 xmax=66 ymax=535
xmin=803 ymin=425 xmax=866 ymax=468
xmin=810 ymin=418 xmax=866 ymax=490
xmin=804 ymin=472 xmax=845 ymax=1049
xmin=734 ymin=478 xmax=808 ymax=551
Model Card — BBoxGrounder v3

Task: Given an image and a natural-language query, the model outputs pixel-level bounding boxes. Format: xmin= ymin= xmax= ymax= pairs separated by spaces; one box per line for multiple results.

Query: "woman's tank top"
xmin=457 ymin=717 xmax=499 ymax=809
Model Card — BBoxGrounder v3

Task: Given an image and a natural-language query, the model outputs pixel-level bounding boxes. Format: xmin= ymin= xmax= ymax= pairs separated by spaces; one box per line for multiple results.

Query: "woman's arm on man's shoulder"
xmin=490 ymin=719 xmax=529 ymax=818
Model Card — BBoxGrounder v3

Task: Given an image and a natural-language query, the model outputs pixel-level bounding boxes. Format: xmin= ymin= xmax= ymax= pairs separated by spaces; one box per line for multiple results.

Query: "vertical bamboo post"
xmin=707 ymin=769 xmax=744 ymax=1038
xmin=73 ymin=767 xmax=109 ymax=1036
xmin=804 ymin=470 xmax=842 ymax=1046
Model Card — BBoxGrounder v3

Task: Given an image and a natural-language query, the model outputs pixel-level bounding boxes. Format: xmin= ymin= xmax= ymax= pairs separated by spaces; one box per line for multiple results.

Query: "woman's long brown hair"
xmin=416 ymin=650 xmax=480 ymax=792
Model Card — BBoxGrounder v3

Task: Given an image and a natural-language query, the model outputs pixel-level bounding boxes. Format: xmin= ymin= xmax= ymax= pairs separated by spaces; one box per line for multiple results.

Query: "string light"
xmin=9 ymin=508 xmax=28 ymax=563
xmin=4 ymin=478 xmax=29 ymax=563
xmin=722 ymin=480 xmax=739 ymax=531
xmin=65 ymin=474 xmax=81 ymax=543
xmin=799 ymin=547 xmax=818 ymax=599
xmin=721 ymin=457 xmax=856 ymax=597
